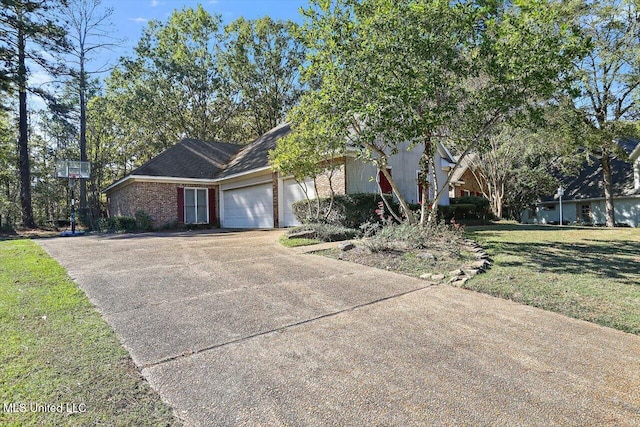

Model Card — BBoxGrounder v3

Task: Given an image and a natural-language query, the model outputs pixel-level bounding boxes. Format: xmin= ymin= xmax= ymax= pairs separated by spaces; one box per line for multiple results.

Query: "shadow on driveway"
xmin=38 ymin=230 xmax=640 ymax=426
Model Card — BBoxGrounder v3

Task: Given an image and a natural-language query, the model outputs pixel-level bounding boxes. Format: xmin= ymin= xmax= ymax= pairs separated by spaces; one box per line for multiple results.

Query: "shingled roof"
xmin=217 ymin=122 xmax=290 ymax=179
xmin=541 ymin=138 xmax=640 ymax=202
xmin=104 ymin=123 xmax=292 ymax=193
xmin=129 ymin=138 xmax=243 ymax=179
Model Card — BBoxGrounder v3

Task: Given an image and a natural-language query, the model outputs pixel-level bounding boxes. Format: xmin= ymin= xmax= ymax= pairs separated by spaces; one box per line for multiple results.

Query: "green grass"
xmin=465 ymin=224 xmax=640 ymax=335
xmin=0 ymin=240 xmax=179 ymax=426
xmin=278 ymin=234 xmax=321 ymax=247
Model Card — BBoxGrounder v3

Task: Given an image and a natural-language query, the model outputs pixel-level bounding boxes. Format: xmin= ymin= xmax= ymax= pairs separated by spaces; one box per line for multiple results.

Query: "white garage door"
xmin=283 ymin=178 xmax=315 ymax=227
xmin=223 ymin=183 xmax=274 ymax=228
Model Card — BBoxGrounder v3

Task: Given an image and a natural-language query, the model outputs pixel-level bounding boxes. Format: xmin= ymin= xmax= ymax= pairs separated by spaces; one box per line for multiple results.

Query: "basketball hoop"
xmin=55 ymin=160 xmax=91 ymax=236
xmin=56 ymin=160 xmax=90 ymax=179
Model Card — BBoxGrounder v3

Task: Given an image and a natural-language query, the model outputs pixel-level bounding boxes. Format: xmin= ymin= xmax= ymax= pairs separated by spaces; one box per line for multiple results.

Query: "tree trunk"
xmin=363 ymin=139 xmax=415 ymax=223
xmin=426 ymin=159 xmax=440 ymax=227
xmin=419 ymin=179 xmax=429 ymax=225
xmin=419 ymin=139 xmax=433 ymax=226
xmin=377 ymin=164 xmax=411 ymax=223
xmin=495 ymin=193 xmax=503 ymax=219
xmin=17 ymin=22 xmax=35 ymax=228
xmin=323 ymin=167 xmax=336 ymax=222
xmin=601 ymin=150 xmax=616 ymax=227
xmin=79 ymin=53 xmax=89 ymax=225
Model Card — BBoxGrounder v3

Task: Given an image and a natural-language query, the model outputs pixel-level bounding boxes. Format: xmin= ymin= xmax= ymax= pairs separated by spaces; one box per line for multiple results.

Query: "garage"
xmin=282 ymin=178 xmax=315 ymax=227
xmin=222 ymin=183 xmax=274 ymax=228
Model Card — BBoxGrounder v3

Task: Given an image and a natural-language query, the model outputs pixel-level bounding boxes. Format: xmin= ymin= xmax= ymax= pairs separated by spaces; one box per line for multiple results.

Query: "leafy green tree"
xmin=296 ymin=0 xmax=472 ymax=224
xmin=105 ymin=5 xmax=230 ymax=161
xmin=468 ymin=125 xmax=560 ymax=219
xmin=0 ymin=110 xmax=18 ymax=227
xmin=86 ymin=94 xmax=122 ymax=220
xmin=270 ymin=92 xmax=346 ymax=220
xmin=219 ymin=16 xmax=306 ymax=142
xmin=30 ymin=104 xmax=81 ymax=226
xmin=288 ymin=0 xmax=584 ymax=226
xmin=0 ymin=0 xmax=68 ymax=227
xmin=565 ymin=0 xmax=640 ymax=227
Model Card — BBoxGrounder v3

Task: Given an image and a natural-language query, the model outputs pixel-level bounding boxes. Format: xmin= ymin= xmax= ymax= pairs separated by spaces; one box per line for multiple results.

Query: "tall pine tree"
xmin=0 ymin=0 xmax=68 ymax=228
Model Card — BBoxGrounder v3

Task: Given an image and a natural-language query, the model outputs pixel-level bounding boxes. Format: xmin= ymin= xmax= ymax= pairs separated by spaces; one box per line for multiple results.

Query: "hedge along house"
xmin=104 ymin=122 xmax=454 ymax=229
xmin=524 ymin=137 xmax=640 ymax=227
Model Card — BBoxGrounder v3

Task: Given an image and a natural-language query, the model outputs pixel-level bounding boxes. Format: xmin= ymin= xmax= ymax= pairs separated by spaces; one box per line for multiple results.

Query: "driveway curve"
xmin=38 ymin=229 xmax=640 ymax=426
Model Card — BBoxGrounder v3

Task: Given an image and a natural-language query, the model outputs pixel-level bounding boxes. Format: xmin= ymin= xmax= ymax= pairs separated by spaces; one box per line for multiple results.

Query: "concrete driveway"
xmin=39 ymin=230 xmax=640 ymax=426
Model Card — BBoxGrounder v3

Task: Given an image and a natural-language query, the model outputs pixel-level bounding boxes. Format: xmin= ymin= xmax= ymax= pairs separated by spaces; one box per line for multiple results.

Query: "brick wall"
xmin=315 ymin=161 xmax=346 ymax=198
xmin=454 ymin=169 xmax=485 ymax=198
xmin=107 ymin=181 xmax=218 ymax=228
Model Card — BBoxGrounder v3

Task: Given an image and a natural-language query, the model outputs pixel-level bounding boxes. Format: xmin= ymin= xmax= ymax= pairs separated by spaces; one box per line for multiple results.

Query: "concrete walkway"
xmin=38 ymin=230 xmax=640 ymax=426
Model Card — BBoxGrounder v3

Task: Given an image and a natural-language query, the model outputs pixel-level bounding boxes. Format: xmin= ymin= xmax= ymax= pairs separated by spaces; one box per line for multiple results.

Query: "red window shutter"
xmin=378 ymin=168 xmax=392 ymax=194
xmin=208 ymin=188 xmax=216 ymax=224
xmin=177 ymin=187 xmax=185 ymax=223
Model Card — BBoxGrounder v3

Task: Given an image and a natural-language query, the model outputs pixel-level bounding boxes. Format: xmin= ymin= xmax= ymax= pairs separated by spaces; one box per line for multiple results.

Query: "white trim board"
xmin=103 ymin=166 xmax=273 ymax=194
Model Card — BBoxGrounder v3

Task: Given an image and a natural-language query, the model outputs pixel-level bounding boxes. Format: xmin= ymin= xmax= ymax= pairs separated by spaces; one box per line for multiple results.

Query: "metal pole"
xmin=559 ymin=193 xmax=563 ymax=226
xmin=70 ymin=177 xmax=76 ymax=234
xmin=556 ymin=186 xmax=565 ymax=226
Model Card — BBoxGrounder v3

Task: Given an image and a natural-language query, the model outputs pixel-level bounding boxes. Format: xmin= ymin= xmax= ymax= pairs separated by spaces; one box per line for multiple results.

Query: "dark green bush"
xmin=441 ymin=196 xmax=493 ymax=221
xmin=451 ymin=196 xmax=490 ymax=207
xmin=292 ymin=193 xmax=402 ymax=228
xmin=97 ymin=216 xmax=138 ymax=233
xmin=287 ymin=223 xmax=359 ymax=242
xmin=98 ymin=211 xmax=157 ymax=232
xmin=135 ymin=210 xmax=153 ymax=231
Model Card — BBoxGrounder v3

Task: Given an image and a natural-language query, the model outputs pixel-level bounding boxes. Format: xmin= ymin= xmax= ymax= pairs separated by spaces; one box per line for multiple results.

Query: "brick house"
xmin=448 ymin=155 xmax=486 ymax=199
xmin=104 ymin=122 xmax=454 ymax=229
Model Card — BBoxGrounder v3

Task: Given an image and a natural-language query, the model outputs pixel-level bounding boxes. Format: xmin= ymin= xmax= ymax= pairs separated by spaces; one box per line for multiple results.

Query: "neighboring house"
xmin=448 ymin=154 xmax=485 ymax=199
xmin=104 ymin=123 xmax=454 ymax=229
xmin=524 ymin=138 xmax=640 ymax=227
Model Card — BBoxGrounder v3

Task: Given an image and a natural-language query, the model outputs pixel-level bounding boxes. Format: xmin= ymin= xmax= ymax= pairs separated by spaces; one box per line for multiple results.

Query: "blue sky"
xmin=104 ymin=0 xmax=308 ymax=63
xmin=27 ymin=1 xmax=308 ymax=107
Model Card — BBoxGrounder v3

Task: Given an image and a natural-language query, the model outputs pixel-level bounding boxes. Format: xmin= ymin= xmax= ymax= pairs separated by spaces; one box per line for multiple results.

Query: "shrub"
xmin=97 ymin=216 xmax=137 ymax=233
xmin=363 ymin=221 xmax=464 ymax=253
xmin=440 ymin=196 xmax=493 ymax=221
xmin=160 ymin=220 xmax=178 ymax=230
xmin=134 ymin=210 xmax=153 ymax=231
xmin=292 ymin=193 xmax=402 ymax=228
xmin=287 ymin=223 xmax=359 ymax=242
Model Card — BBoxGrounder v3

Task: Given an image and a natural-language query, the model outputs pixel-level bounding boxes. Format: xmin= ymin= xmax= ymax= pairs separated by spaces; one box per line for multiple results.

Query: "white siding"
xmin=282 ymin=178 xmax=315 ymax=227
xmin=614 ymin=199 xmax=640 ymax=227
xmin=346 ymin=157 xmax=378 ymax=194
xmin=535 ymin=198 xmax=639 ymax=227
xmin=536 ymin=201 xmax=577 ymax=224
xmin=345 ymin=141 xmax=450 ymax=206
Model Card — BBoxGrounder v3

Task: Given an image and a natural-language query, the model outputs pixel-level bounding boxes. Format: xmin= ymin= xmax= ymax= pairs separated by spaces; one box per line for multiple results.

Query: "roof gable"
xmin=217 ymin=122 xmax=290 ymax=179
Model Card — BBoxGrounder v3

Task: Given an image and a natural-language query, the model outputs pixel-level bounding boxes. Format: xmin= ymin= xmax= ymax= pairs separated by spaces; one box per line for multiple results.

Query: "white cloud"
xmin=209 ymin=0 xmax=219 ymax=4
xmin=27 ymin=70 xmax=52 ymax=88
xmin=150 ymin=0 xmax=160 ymax=7
xmin=128 ymin=17 xmax=149 ymax=24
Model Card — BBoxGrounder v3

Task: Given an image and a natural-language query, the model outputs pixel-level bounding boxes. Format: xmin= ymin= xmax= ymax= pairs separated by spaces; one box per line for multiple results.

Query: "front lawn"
xmin=278 ymin=234 xmax=321 ymax=247
xmin=465 ymin=225 xmax=640 ymax=335
xmin=0 ymin=240 xmax=179 ymax=426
